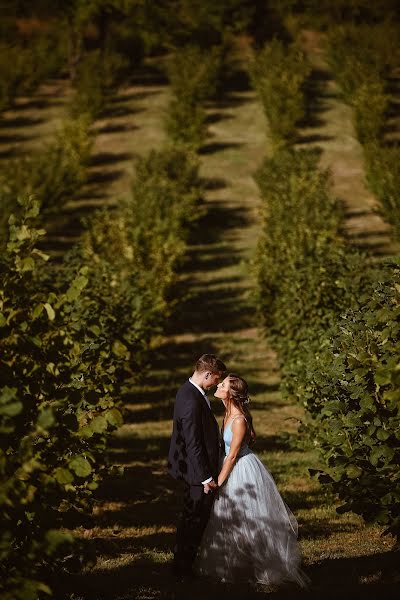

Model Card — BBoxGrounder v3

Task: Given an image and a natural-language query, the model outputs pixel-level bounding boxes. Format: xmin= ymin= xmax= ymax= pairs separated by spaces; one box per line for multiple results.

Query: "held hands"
xmin=203 ymin=479 xmax=218 ymax=494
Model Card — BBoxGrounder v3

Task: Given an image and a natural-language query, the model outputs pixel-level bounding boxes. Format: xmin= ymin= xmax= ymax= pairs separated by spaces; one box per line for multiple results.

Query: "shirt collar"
xmin=188 ymin=377 xmax=207 ymax=397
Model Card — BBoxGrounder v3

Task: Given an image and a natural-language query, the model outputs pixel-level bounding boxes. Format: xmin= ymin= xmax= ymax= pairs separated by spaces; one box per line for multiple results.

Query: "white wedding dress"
xmin=196 ymin=416 xmax=308 ymax=587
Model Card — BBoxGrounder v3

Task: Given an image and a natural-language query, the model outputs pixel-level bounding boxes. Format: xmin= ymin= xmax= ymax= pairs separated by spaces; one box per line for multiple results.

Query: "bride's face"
xmin=214 ymin=377 xmax=230 ymax=402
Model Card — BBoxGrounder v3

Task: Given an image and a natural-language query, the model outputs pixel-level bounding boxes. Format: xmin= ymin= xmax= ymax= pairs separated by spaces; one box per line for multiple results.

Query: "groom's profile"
xmin=168 ymin=353 xmax=226 ymax=579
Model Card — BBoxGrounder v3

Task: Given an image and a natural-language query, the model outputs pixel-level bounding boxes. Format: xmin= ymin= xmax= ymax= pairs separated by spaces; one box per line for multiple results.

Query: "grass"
xmin=296 ymin=29 xmax=399 ymax=258
xmin=1 ymin=40 xmax=398 ymax=600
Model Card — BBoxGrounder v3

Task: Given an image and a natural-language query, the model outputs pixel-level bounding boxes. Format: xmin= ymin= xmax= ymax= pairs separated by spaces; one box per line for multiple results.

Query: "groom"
xmin=168 ymin=353 xmax=226 ymax=578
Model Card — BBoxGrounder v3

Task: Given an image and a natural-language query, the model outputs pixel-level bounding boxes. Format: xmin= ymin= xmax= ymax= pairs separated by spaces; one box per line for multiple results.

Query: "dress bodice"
xmin=223 ymin=416 xmax=252 ymax=457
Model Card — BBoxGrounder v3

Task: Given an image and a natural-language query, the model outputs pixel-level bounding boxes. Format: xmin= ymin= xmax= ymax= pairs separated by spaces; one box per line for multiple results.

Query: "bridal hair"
xmin=195 ymin=354 xmax=226 ymax=374
xmin=226 ymin=373 xmax=256 ymax=446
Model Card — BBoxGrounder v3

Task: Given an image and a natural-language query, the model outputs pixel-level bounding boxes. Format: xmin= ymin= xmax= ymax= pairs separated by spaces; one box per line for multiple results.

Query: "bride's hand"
xmin=203 ymin=479 xmax=218 ymax=494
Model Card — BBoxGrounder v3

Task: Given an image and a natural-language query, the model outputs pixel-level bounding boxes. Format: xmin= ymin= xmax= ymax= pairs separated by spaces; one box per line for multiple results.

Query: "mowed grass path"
xmin=1 ymin=51 xmax=397 ymax=600
xmin=297 ymin=29 xmax=399 ymax=258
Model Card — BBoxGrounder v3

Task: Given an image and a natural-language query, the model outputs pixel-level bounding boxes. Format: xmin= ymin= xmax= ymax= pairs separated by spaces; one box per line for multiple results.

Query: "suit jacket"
xmin=168 ymin=380 xmax=220 ymax=485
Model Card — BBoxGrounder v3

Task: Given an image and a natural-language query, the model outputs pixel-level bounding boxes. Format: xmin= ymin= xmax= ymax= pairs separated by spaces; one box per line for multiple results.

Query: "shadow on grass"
xmin=88 ymin=151 xmax=135 ymax=167
xmin=0 ymin=131 xmax=36 ymax=143
xmin=96 ymin=122 xmax=138 ymax=135
xmin=0 ymin=114 xmax=45 ymax=128
xmin=102 ymin=103 xmax=140 ymax=119
xmin=130 ymin=62 xmax=169 ymax=87
xmin=298 ymin=67 xmax=332 ymax=131
xmin=205 ymin=111 xmax=235 ymax=125
xmin=199 ymin=141 xmax=245 ymax=154
xmin=0 ymin=146 xmax=18 ymax=159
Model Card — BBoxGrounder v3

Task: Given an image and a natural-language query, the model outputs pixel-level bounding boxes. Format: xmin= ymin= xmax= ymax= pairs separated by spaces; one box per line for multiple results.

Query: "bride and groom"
xmin=168 ymin=353 xmax=307 ymax=587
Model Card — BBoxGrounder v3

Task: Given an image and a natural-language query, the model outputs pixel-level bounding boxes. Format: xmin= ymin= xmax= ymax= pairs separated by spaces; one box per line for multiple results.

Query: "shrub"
xmin=326 ymin=23 xmax=400 ymax=98
xmin=106 ymin=19 xmax=145 ymax=70
xmin=255 ymin=147 xmax=341 ymax=341
xmin=0 ymin=149 xmax=202 ymax=597
xmin=78 ymin=147 xmax=203 ymax=367
xmin=364 ymin=142 xmax=400 ymax=239
xmin=255 ymin=147 xmax=374 ymax=397
xmin=166 ymin=98 xmax=207 ymax=151
xmin=165 ymin=44 xmax=225 ymax=149
xmin=70 ymin=49 xmax=129 ymax=119
xmin=0 ymin=115 xmax=92 ymax=245
xmin=352 ymin=77 xmax=389 ymax=144
xmin=326 ymin=23 xmax=398 ymax=144
xmin=0 ymin=199 xmax=123 ymax=599
xmin=250 ymin=39 xmax=311 ymax=146
xmin=305 ymin=262 xmax=400 ymax=537
xmin=0 ymin=33 xmax=66 ymax=113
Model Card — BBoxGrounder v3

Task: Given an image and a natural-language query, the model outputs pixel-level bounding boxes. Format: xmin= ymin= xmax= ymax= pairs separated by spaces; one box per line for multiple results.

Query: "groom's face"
xmin=203 ymin=371 xmax=221 ymax=390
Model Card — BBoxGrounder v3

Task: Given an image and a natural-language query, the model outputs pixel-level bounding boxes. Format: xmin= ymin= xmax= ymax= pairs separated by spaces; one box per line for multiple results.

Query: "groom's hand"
xmin=203 ymin=479 xmax=218 ymax=494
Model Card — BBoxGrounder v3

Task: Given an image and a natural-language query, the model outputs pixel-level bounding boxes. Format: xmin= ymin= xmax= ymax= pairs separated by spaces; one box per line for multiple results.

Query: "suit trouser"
xmin=174 ymin=481 xmax=215 ymax=573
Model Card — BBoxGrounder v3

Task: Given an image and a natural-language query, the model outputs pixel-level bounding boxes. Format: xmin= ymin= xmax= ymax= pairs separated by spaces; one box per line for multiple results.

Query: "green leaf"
xmin=20 ymin=257 xmax=35 ymax=272
xmin=75 ymin=275 xmax=88 ymax=290
xmin=376 ymin=428 xmax=390 ymax=441
xmin=54 ymin=467 xmax=74 ymax=485
xmin=346 ymin=464 xmax=363 ymax=479
xmin=79 ymin=425 xmax=94 ymax=438
xmin=45 ymin=529 xmax=74 ymax=555
xmin=88 ymin=324 xmax=101 ymax=336
xmin=90 ymin=415 xmax=108 ymax=433
xmin=112 ymin=340 xmax=129 ymax=359
xmin=374 ymin=369 xmax=392 ymax=386
xmin=0 ymin=387 xmax=23 ymax=416
xmin=69 ymin=456 xmax=92 ymax=477
xmin=32 ymin=248 xmax=50 ymax=261
xmin=16 ymin=224 xmax=30 ymax=240
xmin=44 ymin=303 xmax=55 ymax=321
xmin=0 ymin=313 xmax=6 ymax=327
xmin=105 ymin=408 xmax=123 ymax=427
xmin=36 ymin=582 xmax=52 ymax=595
xmin=37 ymin=408 xmax=55 ymax=429
xmin=32 ymin=303 xmax=44 ymax=320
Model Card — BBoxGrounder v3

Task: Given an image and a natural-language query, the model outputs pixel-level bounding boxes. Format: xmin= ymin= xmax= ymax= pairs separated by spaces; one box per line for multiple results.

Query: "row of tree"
xmin=0 ymin=5 xmax=231 ymax=598
xmin=252 ymin=30 xmax=400 ymax=539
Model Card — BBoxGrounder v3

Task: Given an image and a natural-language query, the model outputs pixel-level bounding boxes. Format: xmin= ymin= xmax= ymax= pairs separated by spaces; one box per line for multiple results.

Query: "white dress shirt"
xmin=188 ymin=378 xmax=213 ymax=485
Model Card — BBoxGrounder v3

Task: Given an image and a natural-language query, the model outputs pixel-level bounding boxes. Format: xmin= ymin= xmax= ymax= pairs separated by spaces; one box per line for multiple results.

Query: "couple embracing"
xmin=168 ymin=354 xmax=308 ymax=587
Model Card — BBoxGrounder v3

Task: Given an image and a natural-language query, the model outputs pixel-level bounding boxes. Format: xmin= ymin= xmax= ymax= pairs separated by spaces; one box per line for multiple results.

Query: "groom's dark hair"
xmin=195 ymin=354 xmax=226 ymax=374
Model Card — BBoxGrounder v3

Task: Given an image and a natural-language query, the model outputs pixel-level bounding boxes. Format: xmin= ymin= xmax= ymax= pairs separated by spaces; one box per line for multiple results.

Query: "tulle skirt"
xmin=195 ymin=450 xmax=308 ymax=587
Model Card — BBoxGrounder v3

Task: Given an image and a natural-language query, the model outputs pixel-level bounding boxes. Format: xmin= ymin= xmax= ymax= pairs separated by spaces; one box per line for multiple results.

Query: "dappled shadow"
xmin=205 ymin=111 xmax=234 ymax=124
xmin=298 ymin=67 xmax=332 ymax=130
xmin=96 ymin=121 xmax=138 ymax=134
xmin=0 ymin=131 xmax=36 ymax=143
xmin=130 ymin=61 xmax=169 ymax=87
xmin=224 ymin=67 xmax=251 ymax=94
xmin=200 ymin=176 xmax=227 ymax=191
xmin=0 ymin=147 xmax=17 ymax=159
xmin=101 ymin=103 xmax=140 ymax=119
xmin=199 ymin=141 xmax=245 ymax=154
xmin=184 ymin=198 xmax=252 ymax=251
xmin=253 ymin=433 xmax=297 ymax=455
xmin=89 ymin=151 xmax=135 ymax=167
xmin=0 ymin=114 xmax=45 ymax=128
xmin=86 ymin=168 xmax=125 ymax=185
xmin=299 ymin=516 xmax=360 ymax=539
xmin=106 ymin=436 xmax=171 ymax=467
xmin=296 ymin=133 xmax=333 ymax=144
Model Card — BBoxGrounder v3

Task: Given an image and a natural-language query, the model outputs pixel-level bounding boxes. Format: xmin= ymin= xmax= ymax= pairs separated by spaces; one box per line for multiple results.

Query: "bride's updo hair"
xmin=226 ymin=373 xmax=256 ymax=446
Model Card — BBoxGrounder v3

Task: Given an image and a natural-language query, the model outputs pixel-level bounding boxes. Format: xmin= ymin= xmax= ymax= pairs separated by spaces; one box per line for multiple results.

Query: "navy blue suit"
xmin=168 ymin=380 xmax=220 ymax=574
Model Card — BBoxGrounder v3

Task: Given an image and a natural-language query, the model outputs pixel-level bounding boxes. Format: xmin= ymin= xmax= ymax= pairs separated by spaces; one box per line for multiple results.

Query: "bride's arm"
xmin=217 ymin=418 xmax=247 ymax=487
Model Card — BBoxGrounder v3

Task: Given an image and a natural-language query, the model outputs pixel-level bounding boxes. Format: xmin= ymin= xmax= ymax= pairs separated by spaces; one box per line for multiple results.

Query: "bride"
xmin=195 ymin=373 xmax=308 ymax=588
